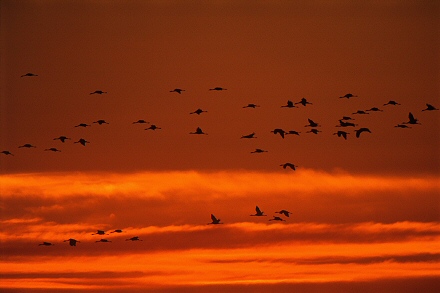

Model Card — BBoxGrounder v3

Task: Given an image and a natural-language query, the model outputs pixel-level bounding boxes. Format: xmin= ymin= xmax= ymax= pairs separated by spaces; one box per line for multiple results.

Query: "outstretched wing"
xmin=211 ymin=214 xmax=218 ymax=222
xmin=256 ymin=206 xmax=262 ymax=214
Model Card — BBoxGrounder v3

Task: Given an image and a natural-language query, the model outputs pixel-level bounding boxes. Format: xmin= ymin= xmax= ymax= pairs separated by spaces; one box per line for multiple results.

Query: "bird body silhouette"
xmin=190 ymin=108 xmax=207 ymax=115
xmin=92 ymin=230 xmax=107 ymax=235
xmin=333 ymin=131 xmax=349 ymax=140
xmin=209 ymin=87 xmax=227 ymax=91
xmin=355 ymin=128 xmax=371 ymax=138
xmin=64 ymin=238 xmax=80 ymax=246
xmin=54 ymin=136 xmax=71 ymax=143
xmin=250 ymin=206 xmax=266 ymax=216
xmin=93 ymin=120 xmax=109 ymax=125
xmin=145 ymin=124 xmax=162 ymax=130
xmin=18 ymin=144 xmax=36 ymax=148
xmin=306 ymin=129 xmax=321 ymax=134
xmin=243 ymin=103 xmax=260 ymax=108
xmin=295 ymin=98 xmax=312 ymax=106
xmin=271 ymin=128 xmax=286 ymax=139
xmin=353 ymin=110 xmax=369 ymax=115
xmin=44 ymin=148 xmax=61 ymax=152
xmin=251 ymin=148 xmax=267 ymax=153
xmin=286 ymin=130 xmax=300 ymax=136
xmin=241 ymin=132 xmax=257 ymax=139
xmin=269 ymin=216 xmax=285 ymax=222
xmin=133 ymin=119 xmax=149 ymax=124
xmin=337 ymin=120 xmax=357 ymax=127
xmin=384 ymin=100 xmax=401 ymax=106
xmin=190 ymin=127 xmax=207 ymax=135
xmin=90 ymin=90 xmax=107 ymax=95
xmin=96 ymin=239 xmax=111 ymax=243
xmin=276 ymin=210 xmax=292 ymax=217
xmin=366 ymin=107 xmax=383 ymax=112
xmin=170 ymin=88 xmax=185 ymax=94
xmin=395 ymin=124 xmax=411 ymax=129
xmin=74 ymin=138 xmax=90 ymax=146
xmin=305 ymin=119 xmax=320 ymax=127
xmin=422 ymin=103 xmax=438 ymax=111
xmin=339 ymin=93 xmax=358 ymax=99
xmin=281 ymin=100 xmax=295 ymax=108
xmin=110 ymin=229 xmax=123 ymax=233
xmin=75 ymin=123 xmax=91 ymax=128
xmin=209 ymin=214 xmax=222 ymax=224
xmin=280 ymin=163 xmax=297 ymax=170
xmin=1 ymin=150 xmax=14 ymax=156
xmin=403 ymin=112 xmax=420 ymax=125
xmin=126 ymin=236 xmax=142 ymax=241
xmin=21 ymin=72 xmax=38 ymax=77
xmin=38 ymin=242 xmax=54 ymax=246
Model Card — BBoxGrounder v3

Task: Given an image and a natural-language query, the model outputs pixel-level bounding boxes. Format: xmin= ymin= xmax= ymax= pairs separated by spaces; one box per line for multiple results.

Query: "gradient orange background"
xmin=1 ymin=0 xmax=439 ymax=292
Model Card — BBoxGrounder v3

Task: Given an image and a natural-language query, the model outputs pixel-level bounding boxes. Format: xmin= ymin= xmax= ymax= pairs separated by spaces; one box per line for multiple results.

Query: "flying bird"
xmin=250 ymin=206 xmax=266 ymax=216
xmin=341 ymin=116 xmax=354 ymax=120
xmin=18 ymin=144 xmax=36 ymax=148
xmin=280 ymin=163 xmax=297 ymax=170
xmin=403 ymin=112 xmax=420 ymax=125
xmin=38 ymin=242 xmax=54 ymax=246
xmin=145 ymin=124 xmax=162 ymax=130
xmin=352 ymin=110 xmax=369 ymax=115
xmin=271 ymin=128 xmax=286 ymax=139
xmin=366 ymin=107 xmax=383 ymax=112
xmin=306 ymin=129 xmax=321 ymax=134
xmin=337 ymin=120 xmax=357 ymax=127
xmin=54 ymin=136 xmax=71 ymax=143
xmin=190 ymin=127 xmax=207 ymax=135
xmin=243 ymin=103 xmax=260 ymax=108
xmin=96 ymin=239 xmax=112 ymax=243
xmin=132 ymin=119 xmax=149 ymax=124
xmin=21 ymin=72 xmax=38 ymax=77
xmin=295 ymin=98 xmax=313 ymax=106
xmin=209 ymin=87 xmax=227 ymax=91
xmin=305 ymin=118 xmax=320 ymax=127
xmin=110 ymin=229 xmax=123 ymax=233
xmin=339 ymin=93 xmax=358 ymax=99
xmin=355 ymin=127 xmax=371 ymax=138
xmin=281 ymin=100 xmax=295 ymax=108
xmin=74 ymin=138 xmax=90 ymax=146
xmin=394 ymin=124 xmax=411 ymax=129
xmin=275 ymin=210 xmax=292 ymax=217
xmin=286 ymin=130 xmax=300 ymax=136
xmin=44 ymin=148 xmax=61 ymax=152
xmin=190 ymin=108 xmax=208 ymax=115
xmin=93 ymin=120 xmax=109 ymax=125
xmin=64 ymin=239 xmax=80 ymax=246
xmin=75 ymin=123 xmax=91 ymax=128
xmin=383 ymin=100 xmax=401 ymax=106
xmin=251 ymin=148 xmax=268 ymax=153
xmin=92 ymin=230 xmax=107 ymax=235
xmin=1 ymin=151 xmax=14 ymax=156
xmin=422 ymin=103 xmax=438 ymax=111
xmin=90 ymin=90 xmax=107 ymax=95
xmin=333 ymin=130 xmax=349 ymax=140
xmin=269 ymin=216 xmax=285 ymax=222
xmin=126 ymin=236 xmax=142 ymax=241
xmin=170 ymin=88 xmax=185 ymax=94
xmin=209 ymin=214 xmax=222 ymax=224
xmin=241 ymin=132 xmax=257 ymax=139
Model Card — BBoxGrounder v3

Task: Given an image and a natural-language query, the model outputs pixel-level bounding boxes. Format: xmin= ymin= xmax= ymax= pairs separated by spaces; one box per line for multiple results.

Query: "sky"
xmin=0 ymin=0 xmax=439 ymax=292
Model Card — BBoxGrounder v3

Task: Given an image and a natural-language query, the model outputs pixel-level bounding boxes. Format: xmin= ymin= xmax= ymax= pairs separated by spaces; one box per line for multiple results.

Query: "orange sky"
xmin=0 ymin=0 xmax=439 ymax=292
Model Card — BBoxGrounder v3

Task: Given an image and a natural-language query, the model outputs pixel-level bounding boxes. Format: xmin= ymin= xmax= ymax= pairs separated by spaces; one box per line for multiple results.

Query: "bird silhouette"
xmin=74 ymin=138 xmax=90 ymax=146
xmin=333 ymin=130 xmax=349 ymax=140
xmin=269 ymin=216 xmax=285 ymax=222
xmin=96 ymin=239 xmax=112 ymax=243
xmin=295 ymin=98 xmax=313 ymax=106
xmin=306 ymin=129 xmax=321 ymax=134
xmin=110 ymin=229 xmax=123 ymax=233
xmin=21 ymin=72 xmax=38 ymax=77
xmin=38 ymin=242 xmax=54 ymax=246
xmin=395 ymin=124 xmax=411 ymax=129
xmin=93 ymin=120 xmax=109 ymax=125
xmin=64 ymin=238 xmax=80 ymax=246
xmin=91 ymin=230 xmax=107 ymax=235
xmin=126 ymin=236 xmax=142 ymax=241
xmin=281 ymin=100 xmax=295 ymax=108
xmin=170 ymin=88 xmax=185 ymax=94
xmin=250 ymin=206 xmax=266 ymax=216
xmin=145 ymin=124 xmax=162 ymax=130
xmin=305 ymin=118 xmax=320 ymax=127
xmin=251 ymin=148 xmax=267 ymax=153
xmin=18 ymin=144 xmax=36 ymax=148
xmin=339 ymin=93 xmax=358 ymax=99
xmin=243 ymin=103 xmax=260 ymax=108
xmin=241 ymin=132 xmax=257 ymax=139
xmin=337 ymin=120 xmax=357 ymax=127
xmin=275 ymin=210 xmax=292 ymax=217
xmin=190 ymin=108 xmax=208 ymax=115
xmin=422 ymin=103 xmax=438 ymax=111
xmin=209 ymin=87 xmax=227 ymax=91
xmin=90 ymin=90 xmax=107 ymax=95
xmin=352 ymin=110 xmax=369 ymax=115
xmin=403 ymin=112 xmax=420 ymax=125
xmin=190 ymin=127 xmax=207 ymax=135
xmin=341 ymin=116 xmax=354 ymax=120
xmin=44 ymin=148 xmax=61 ymax=152
xmin=75 ymin=123 xmax=91 ymax=128
xmin=286 ymin=130 xmax=300 ymax=136
xmin=383 ymin=100 xmax=401 ymax=106
xmin=53 ymin=136 xmax=71 ymax=143
xmin=280 ymin=163 xmax=297 ymax=170
xmin=132 ymin=119 xmax=149 ymax=124
xmin=271 ymin=128 xmax=286 ymax=138
xmin=355 ymin=128 xmax=371 ymax=138
xmin=209 ymin=214 xmax=222 ymax=224
xmin=366 ymin=107 xmax=383 ymax=112
xmin=1 ymin=150 xmax=14 ymax=156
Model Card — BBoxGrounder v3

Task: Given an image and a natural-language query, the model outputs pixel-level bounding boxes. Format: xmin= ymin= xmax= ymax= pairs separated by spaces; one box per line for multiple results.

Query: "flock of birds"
xmin=4 ymin=73 xmax=439 ymax=247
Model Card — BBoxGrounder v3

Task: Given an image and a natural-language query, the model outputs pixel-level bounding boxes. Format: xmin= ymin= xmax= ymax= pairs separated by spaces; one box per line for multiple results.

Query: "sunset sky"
xmin=1 ymin=0 xmax=439 ymax=292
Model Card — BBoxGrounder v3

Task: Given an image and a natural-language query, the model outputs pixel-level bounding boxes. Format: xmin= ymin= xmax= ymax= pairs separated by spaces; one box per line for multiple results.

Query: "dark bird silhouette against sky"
xmin=333 ymin=130 xmax=349 ymax=140
xmin=251 ymin=148 xmax=267 ymax=154
xmin=132 ymin=119 xmax=149 ymax=124
xmin=395 ymin=124 xmax=411 ymax=129
xmin=126 ymin=236 xmax=142 ymax=241
xmin=96 ymin=239 xmax=112 ymax=243
xmin=190 ymin=108 xmax=208 ymax=115
xmin=269 ymin=216 xmax=285 ymax=222
xmin=352 ymin=110 xmax=369 ymax=115
xmin=403 ymin=112 xmax=421 ymax=125
xmin=306 ymin=129 xmax=321 ymax=134
xmin=170 ymin=88 xmax=185 ymax=94
xmin=110 ymin=229 xmax=123 ymax=233
xmin=384 ymin=100 xmax=401 ymax=106
xmin=280 ymin=163 xmax=297 ymax=170
xmin=366 ymin=107 xmax=383 ymax=112
xmin=53 ymin=136 xmax=71 ymax=143
xmin=209 ymin=214 xmax=222 ymax=224
xmin=355 ymin=128 xmax=371 ymax=138
xmin=275 ymin=210 xmax=292 ymax=217
xmin=209 ymin=87 xmax=227 ymax=91
xmin=305 ymin=119 xmax=320 ymax=127
xmin=90 ymin=90 xmax=107 ymax=95
xmin=92 ymin=230 xmax=107 ymax=235
xmin=1 ymin=150 xmax=14 ymax=156
xmin=295 ymin=98 xmax=313 ymax=106
xmin=44 ymin=148 xmax=61 ymax=152
xmin=190 ymin=127 xmax=207 ymax=135
xmin=337 ymin=120 xmax=357 ymax=127
xmin=18 ymin=144 xmax=36 ymax=148
xmin=271 ymin=128 xmax=286 ymax=139
xmin=21 ymin=72 xmax=38 ymax=77
xmin=38 ymin=242 xmax=54 ymax=246
xmin=93 ymin=120 xmax=109 ymax=125
xmin=243 ymin=103 xmax=260 ymax=108
xmin=281 ymin=100 xmax=295 ymax=108
xmin=75 ymin=123 xmax=91 ymax=128
xmin=422 ymin=103 xmax=438 ymax=111
xmin=250 ymin=206 xmax=267 ymax=216
xmin=145 ymin=124 xmax=162 ymax=130
xmin=64 ymin=238 xmax=80 ymax=246
xmin=339 ymin=93 xmax=358 ymax=99
xmin=286 ymin=130 xmax=300 ymax=136
xmin=241 ymin=132 xmax=257 ymax=139
xmin=74 ymin=138 xmax=90 ymax=146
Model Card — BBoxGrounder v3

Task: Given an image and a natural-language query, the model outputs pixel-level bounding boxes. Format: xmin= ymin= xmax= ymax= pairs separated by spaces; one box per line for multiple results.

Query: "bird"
xmin=74 ymin=138 xmax=90 ymax=146
xmin=352 ymin=110 xmax=369 ymax=115
xmin=64 ymin=239 xmax=80 ymax=246
xmin=355 ymin=127 xmax=371 ymax=138
xmin=295 ymin=98 xmax=313 ymax=106
xmin=305 ymin=118 xmax=320 ymax=127
xmin=145 ymin=124 xmax=162 ymax=130
xmin=250 ymin=206 xmax=266 ymax=216
xmin=209 ymin=214 xmax=222 ymax=224
xmin=251 ymin=148 xmax=267 ymax=153
xmin=243 ymin=103 xmax=260 ymax=108
xmin=93 ymin=120 xmax=109 ymax=125
xmin=18 ymin=144 xmax=36 ymax=148
xmin=306 ymin=129 xmax=321 ymax=134
xmin=38 ymin=242 xmax=54 ymax=246
xmin=170 ymin=88 xmax=185 ymax=94
xmin=337 ymin=120 xmax=357 ymax=127
xmin=286 ymin=130 xmax=300 ymax=136
xmin=241 ymin=132 xmax=257 ymax=139
xmin=126 ymin=236 xmax=142 ymax=241
xmin=92 ymin=230 xmax=107 ymax=235
xmin=190 ymin=127 xmax=207 ymax=135
xmin=190 ymin=108 xmax=208 ymax=115
xmin=403 ymin=112 xmax=420 ymax=125
xmin=21 ymin=72 xmax=38 ymax=77
xmin=422 ymin=103 xmax=438 ymax=111
xmin=333 ymin=130 xmax=349 ymax=140
xmin=90 ymin=90 xmax=107 ymax=95
xmin=132 ymin=119 xmax=149 ymax=124
xmin=44 ymin=148 xmax=61 ymax=152
xmin=53 ymin=136 xmax=71 ymax=143
xmin=110 ymin=229 xmax=123 ymax=233
xmin=1 ymin=151 xmax=14 ymax=156
xmin=209 ymin=87 xmax=227 ymax=91
xmin=96 ymin=239 xmax=112 ymax=243
xmin=339 ymin=93 xmax=358 ymax=99
xmin=280 ymin=163 xmax=297 ymax=170
xmin=275 ymin=210 xmax=292 ymax=217
xmin=271 ymin=128 xmax=286 ymax=139
xmin=383 ymin=100 xmax=401 ymax=106
xmin=395 ymin=124 xmax=411 ymax=129
xmin=281 ymin=100 xmax=295 ymax=108
xmin=269 ymin=216 xmax=285 ymax=222
xmin=341 ymin=116 xmax=354 ymax=120
xmin=366 ymin=107 xmax=383 ymax=112
xmin=75 ymin=123 xmax=91 ymax=128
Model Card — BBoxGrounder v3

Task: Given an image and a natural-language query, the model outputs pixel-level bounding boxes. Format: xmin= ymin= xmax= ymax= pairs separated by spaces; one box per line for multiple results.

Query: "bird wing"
xmin=211 ymin=214 xmax=218 ymax=222
xmin=256 ymin=206 xmax=262 ymax=214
